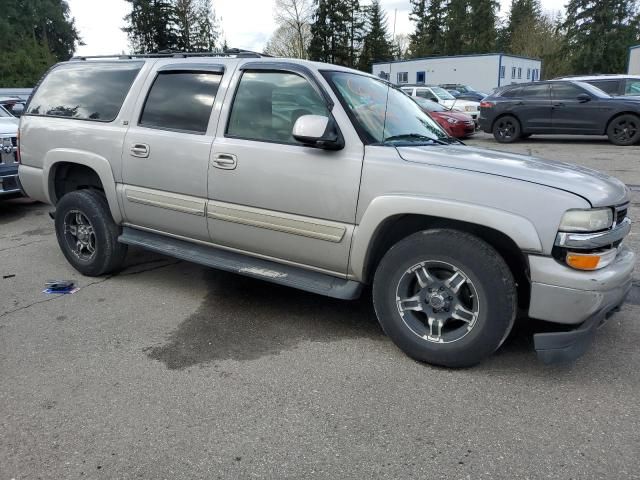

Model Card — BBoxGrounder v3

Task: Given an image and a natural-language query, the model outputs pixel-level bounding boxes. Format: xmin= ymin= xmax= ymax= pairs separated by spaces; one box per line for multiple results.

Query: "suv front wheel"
xmin=373 ymin=230 xmax=517 ymax=367
xmin=54 ymin=189 xmax=128 ymax=276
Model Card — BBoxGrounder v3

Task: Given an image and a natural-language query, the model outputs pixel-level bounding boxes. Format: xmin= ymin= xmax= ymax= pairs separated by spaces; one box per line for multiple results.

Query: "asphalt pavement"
xmin=1 ymin=133 xmax=639 ymax=479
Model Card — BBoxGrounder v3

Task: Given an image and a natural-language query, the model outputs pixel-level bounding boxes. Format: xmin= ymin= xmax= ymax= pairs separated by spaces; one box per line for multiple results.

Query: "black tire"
xmin=54 ymin=189 xmax=127 ymax=276
xmin=492 ymin=115 xmax=521 ymax=143
xmin=372 ymin=229 xmax=517 ymax=368
xmin=606 ymin=114 xmax=640 ymax=146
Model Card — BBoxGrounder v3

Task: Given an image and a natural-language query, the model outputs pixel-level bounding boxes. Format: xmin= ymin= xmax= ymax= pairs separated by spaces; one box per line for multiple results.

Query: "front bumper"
xmin=0 ymin=171 xmax=22 ymax=199
xmin=528 ymin=246 xmax=635 ymax=362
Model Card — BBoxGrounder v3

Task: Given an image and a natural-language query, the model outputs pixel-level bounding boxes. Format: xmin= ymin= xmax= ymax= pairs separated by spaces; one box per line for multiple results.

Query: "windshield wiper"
xmin=383 ymin=134 xmax=449 ymax=145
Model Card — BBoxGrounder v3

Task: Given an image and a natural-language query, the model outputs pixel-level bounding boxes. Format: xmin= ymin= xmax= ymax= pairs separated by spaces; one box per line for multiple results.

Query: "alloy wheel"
xmin=395 ymin=260 xmax=479 ymax=344
xmin=63 ymin=210 xmax=97 ymax=261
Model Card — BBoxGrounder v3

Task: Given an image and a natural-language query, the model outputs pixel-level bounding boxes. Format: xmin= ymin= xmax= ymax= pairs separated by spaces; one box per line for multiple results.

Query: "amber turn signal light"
xmin=566 ymin=249 xmax=617 ymax=271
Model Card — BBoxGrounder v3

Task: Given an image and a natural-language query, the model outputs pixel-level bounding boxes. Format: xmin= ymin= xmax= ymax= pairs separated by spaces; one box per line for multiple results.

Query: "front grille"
xmin=616 ymin=208 xmax=627 ymax=226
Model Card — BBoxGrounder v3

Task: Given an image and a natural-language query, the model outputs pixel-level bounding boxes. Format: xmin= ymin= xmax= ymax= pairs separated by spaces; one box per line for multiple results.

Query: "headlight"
xmin=446 ymin=117 xmax=459 ymax=124
xmin=559 ymin=208 xmax=613 ymax=232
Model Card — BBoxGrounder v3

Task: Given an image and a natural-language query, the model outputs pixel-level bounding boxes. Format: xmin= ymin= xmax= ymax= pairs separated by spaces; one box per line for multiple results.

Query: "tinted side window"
xmin=520 ymin=84 xmax=549 ymax=98
xmin=588 ymin=80 xmax=619 ymax=95
xmin=552 ymin=83 xmax=585 ymax=99
xmin=140 ymin=71 xmax=221 ymax=134
xmin=624 ymin=79 xmax=640 ymax=95
xmin=226 ymin=71 xmax=329 ymax=144
xmin=27 ymin=62 xmax=142 ymax=121
xmin=500 ymin=87 xmax=521 ymax=98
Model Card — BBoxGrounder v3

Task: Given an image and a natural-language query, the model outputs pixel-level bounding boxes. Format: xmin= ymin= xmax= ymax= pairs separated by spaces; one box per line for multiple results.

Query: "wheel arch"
xmin=351 ymin=196 xmax=542 ymax=308
xmin=604 ymin=111 xmax=640 ymax=136
xmin=43 ymin=149 xmax=122 ymax=223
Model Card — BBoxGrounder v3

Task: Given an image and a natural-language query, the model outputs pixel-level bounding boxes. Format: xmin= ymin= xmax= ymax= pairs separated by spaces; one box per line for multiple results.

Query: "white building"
xmin=372 ymin=54 xmax=542 ymax=93
xmin=629 ymin=46 xmax=640 ymax=75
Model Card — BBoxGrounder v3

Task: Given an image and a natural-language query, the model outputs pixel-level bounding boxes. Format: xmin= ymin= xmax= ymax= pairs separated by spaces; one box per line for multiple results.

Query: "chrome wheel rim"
xmin=63 ymin=210 xmax=96 ymax=261
xmin=395 ymin=261 xmax=479 ymax=344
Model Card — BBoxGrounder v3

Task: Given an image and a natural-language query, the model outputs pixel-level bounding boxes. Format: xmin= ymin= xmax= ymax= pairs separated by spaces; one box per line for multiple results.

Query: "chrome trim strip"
xmin=124 ymin=186 xmax=206 ymax=216
xmin=121 ymin=222 xmax=347 ymax=278
xmin=207 ymin=201 xmax=347 ymax=243
xmin=555 ymin=218 xmax=631 ymax=249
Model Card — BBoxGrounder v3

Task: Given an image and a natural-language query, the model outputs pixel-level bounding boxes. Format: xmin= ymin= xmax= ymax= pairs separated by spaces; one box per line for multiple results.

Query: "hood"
xmin=396 ymin=144 xmax=629 ymax=207
xmin=0 ymin=116 xmax=18 ymax=135
xmin=434 ymin=111 xmax=474 ymax=122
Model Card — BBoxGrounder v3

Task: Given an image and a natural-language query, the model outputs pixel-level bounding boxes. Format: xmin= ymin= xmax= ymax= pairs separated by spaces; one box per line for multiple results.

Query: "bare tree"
xmin=264 ymin=24 xmax=308 ymax=57
xmin=394 ymin=33 xmax=410 ymax=60
xmin=272 ymin=0 xmax=313 ymax=58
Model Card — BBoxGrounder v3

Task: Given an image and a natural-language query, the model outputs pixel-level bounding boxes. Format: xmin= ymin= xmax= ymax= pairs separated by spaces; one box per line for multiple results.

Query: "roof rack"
xmin=71 ymin=48 xmax=271 ymax=61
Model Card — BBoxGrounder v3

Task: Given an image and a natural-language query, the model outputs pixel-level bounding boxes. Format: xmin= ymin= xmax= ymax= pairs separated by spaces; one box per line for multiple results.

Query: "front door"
xmin=207 ymin=66 xmax=363 ymax=275
xmin=121 ymin=66 xmax=223 ymax=241
xmin=551 ymin=83 xmax=602 ymax=133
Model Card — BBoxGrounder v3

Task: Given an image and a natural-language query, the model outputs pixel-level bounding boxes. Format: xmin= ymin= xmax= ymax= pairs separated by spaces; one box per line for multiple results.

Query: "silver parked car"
xmin=18 ymin=53 xmax=634 ymax=367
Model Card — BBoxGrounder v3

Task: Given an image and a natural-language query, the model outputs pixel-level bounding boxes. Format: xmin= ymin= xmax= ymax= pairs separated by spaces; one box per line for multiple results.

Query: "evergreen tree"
xmin=308 ymin=0 xmax=361 ymax=66
xmin=562 ymin=0 xmax=640 ymax=74
xmin=443 ymin=0 xmax=469 ymax=54
xmin=468 ymin=0 xmax=498 ymax=53
xmin=192 ymin=0 xmax=219 ymax=51
xmin=424 ymin=0 xmax=447 ymax=55
xmin=174 ymin=0 xmax=198 ymax=50
xmin=0 ymin=0 xmax=80 ymax=86
xmin=123 ymin=0 xmax=179 ymax=53
xmin=408 ymin=0 xmax=429 ymax=57
xmin=503 ymin=0 xmax=541 ymax=51
xmin=357 ymin=0 xmax=393 ymax=72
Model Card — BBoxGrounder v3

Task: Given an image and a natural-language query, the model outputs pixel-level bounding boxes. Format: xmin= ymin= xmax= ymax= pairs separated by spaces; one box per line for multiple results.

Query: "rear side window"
xmin=588 ymin=80 xmax=619 ymax=95
xmin=520 ymin=84 xmax=549 ymax=98
xmin=500 ymin=87 xmax=521 ymax=98
xmin=140 ymin=71 xmax=221 ymax=134
xmin=552 ymin=83 xmax=585 ymax=99
xmin=27 ymin=62 xmax=142 ymax=121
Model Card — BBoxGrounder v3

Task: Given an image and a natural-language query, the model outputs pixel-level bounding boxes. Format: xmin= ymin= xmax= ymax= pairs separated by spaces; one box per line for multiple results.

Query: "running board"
xmin=118 ymin=227 xmax=362 ymax=300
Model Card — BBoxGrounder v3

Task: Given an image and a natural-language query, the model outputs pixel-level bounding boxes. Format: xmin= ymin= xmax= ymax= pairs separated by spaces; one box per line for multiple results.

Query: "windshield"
xmin=323 ymin=71 xmax=449 ymax=145
xmin=429 ymin=87 xmax=456 ymax=100
xmin=413 ymin=96 xmax=447 ymax=112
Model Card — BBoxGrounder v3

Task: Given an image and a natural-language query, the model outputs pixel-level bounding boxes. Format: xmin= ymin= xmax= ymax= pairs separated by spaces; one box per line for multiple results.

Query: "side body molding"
xmin=349 ymin=195 xmax=543 ymax=280
xmin=42 ymin=149 xmax=123 ymax=223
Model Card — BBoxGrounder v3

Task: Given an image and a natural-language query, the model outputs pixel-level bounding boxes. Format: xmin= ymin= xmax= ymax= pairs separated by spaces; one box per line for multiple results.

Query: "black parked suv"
xmin=479 ymin=80 xmax=640 ymax=146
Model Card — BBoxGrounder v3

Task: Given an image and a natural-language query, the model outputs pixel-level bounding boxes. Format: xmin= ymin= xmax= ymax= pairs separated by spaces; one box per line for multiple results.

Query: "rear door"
xmin=121 ymin=64 xmax=224 ymax=241
xmin=551 ymin=83 xmax=602 ymax=133
xmin=513 ymin=84 xmax=552 ymax=132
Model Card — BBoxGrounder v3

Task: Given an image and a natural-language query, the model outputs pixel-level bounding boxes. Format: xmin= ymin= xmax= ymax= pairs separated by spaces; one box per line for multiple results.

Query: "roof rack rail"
xmin=70 ymin=48 xmax=271 ymax=61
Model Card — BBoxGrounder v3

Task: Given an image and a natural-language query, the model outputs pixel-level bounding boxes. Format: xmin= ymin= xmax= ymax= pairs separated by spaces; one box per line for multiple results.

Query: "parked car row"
xmin=479 ymin=79 xmax=640 ymax=146
xmin=0 ymin=104 xmax=20 ymax=199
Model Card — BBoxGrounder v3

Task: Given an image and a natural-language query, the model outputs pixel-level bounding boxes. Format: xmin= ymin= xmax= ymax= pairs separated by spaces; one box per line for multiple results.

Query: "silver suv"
xmin=18 ymin=53 xmax=635 ymax=367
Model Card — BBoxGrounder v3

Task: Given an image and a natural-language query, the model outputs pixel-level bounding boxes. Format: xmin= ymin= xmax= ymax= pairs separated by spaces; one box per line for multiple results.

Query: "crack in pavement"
xmin=0 ymin=260 xmax=181 ymax=320
xmin=0 ymin=239 xmax=49 ymax=253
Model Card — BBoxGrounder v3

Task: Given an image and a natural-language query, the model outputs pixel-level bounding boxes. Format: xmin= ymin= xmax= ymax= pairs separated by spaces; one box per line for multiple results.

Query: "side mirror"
xmin=292 ymin=115 xmax=344 ymax=150
xmin=430 ymin=97 xmax=439 ymax=103
xmin=577 ymin=93 xmax=591 ymax=103
xmin=10 ymin=104 xmax=25 ymax=116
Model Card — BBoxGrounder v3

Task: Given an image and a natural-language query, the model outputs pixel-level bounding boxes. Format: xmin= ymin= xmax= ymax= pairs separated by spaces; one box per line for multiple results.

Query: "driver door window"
xmin=226 ymin=71 xmax=329 ymax=145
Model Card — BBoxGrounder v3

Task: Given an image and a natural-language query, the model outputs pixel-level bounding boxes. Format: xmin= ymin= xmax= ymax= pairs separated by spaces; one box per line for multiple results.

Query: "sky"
xmin=68 ymin=0 xmax=567 ymax=57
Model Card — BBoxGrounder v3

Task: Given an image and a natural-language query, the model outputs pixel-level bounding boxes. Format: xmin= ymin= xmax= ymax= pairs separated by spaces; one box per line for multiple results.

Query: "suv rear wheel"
xmin=54 ymin=189 xmax=128 ymax=276
xmin=607 ymin=114 xmax=640 ymax=146
xmin=372 ymin=230 xmax=517 ymax=367
xmin=492 ymin=115 xmax=521 ymax=143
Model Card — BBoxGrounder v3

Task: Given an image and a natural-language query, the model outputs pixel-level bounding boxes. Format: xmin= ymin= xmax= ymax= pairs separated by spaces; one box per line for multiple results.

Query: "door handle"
xmin=130 ymin=143 xmax=150 ymax=158
xmin=212 ymin=153 xmax=237 ymax=170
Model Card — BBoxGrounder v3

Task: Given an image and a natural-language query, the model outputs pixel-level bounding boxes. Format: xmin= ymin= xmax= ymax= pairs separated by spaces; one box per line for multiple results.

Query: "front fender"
xmin=43 ymin=149 xmax=122 ymax=223
xmin=349 ymin=195 xmax=543 ymax=280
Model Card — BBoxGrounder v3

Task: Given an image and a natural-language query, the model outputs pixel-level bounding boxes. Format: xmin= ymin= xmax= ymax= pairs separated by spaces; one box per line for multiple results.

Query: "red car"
xmin=412 ymin=97 xmax=476 ymax=138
